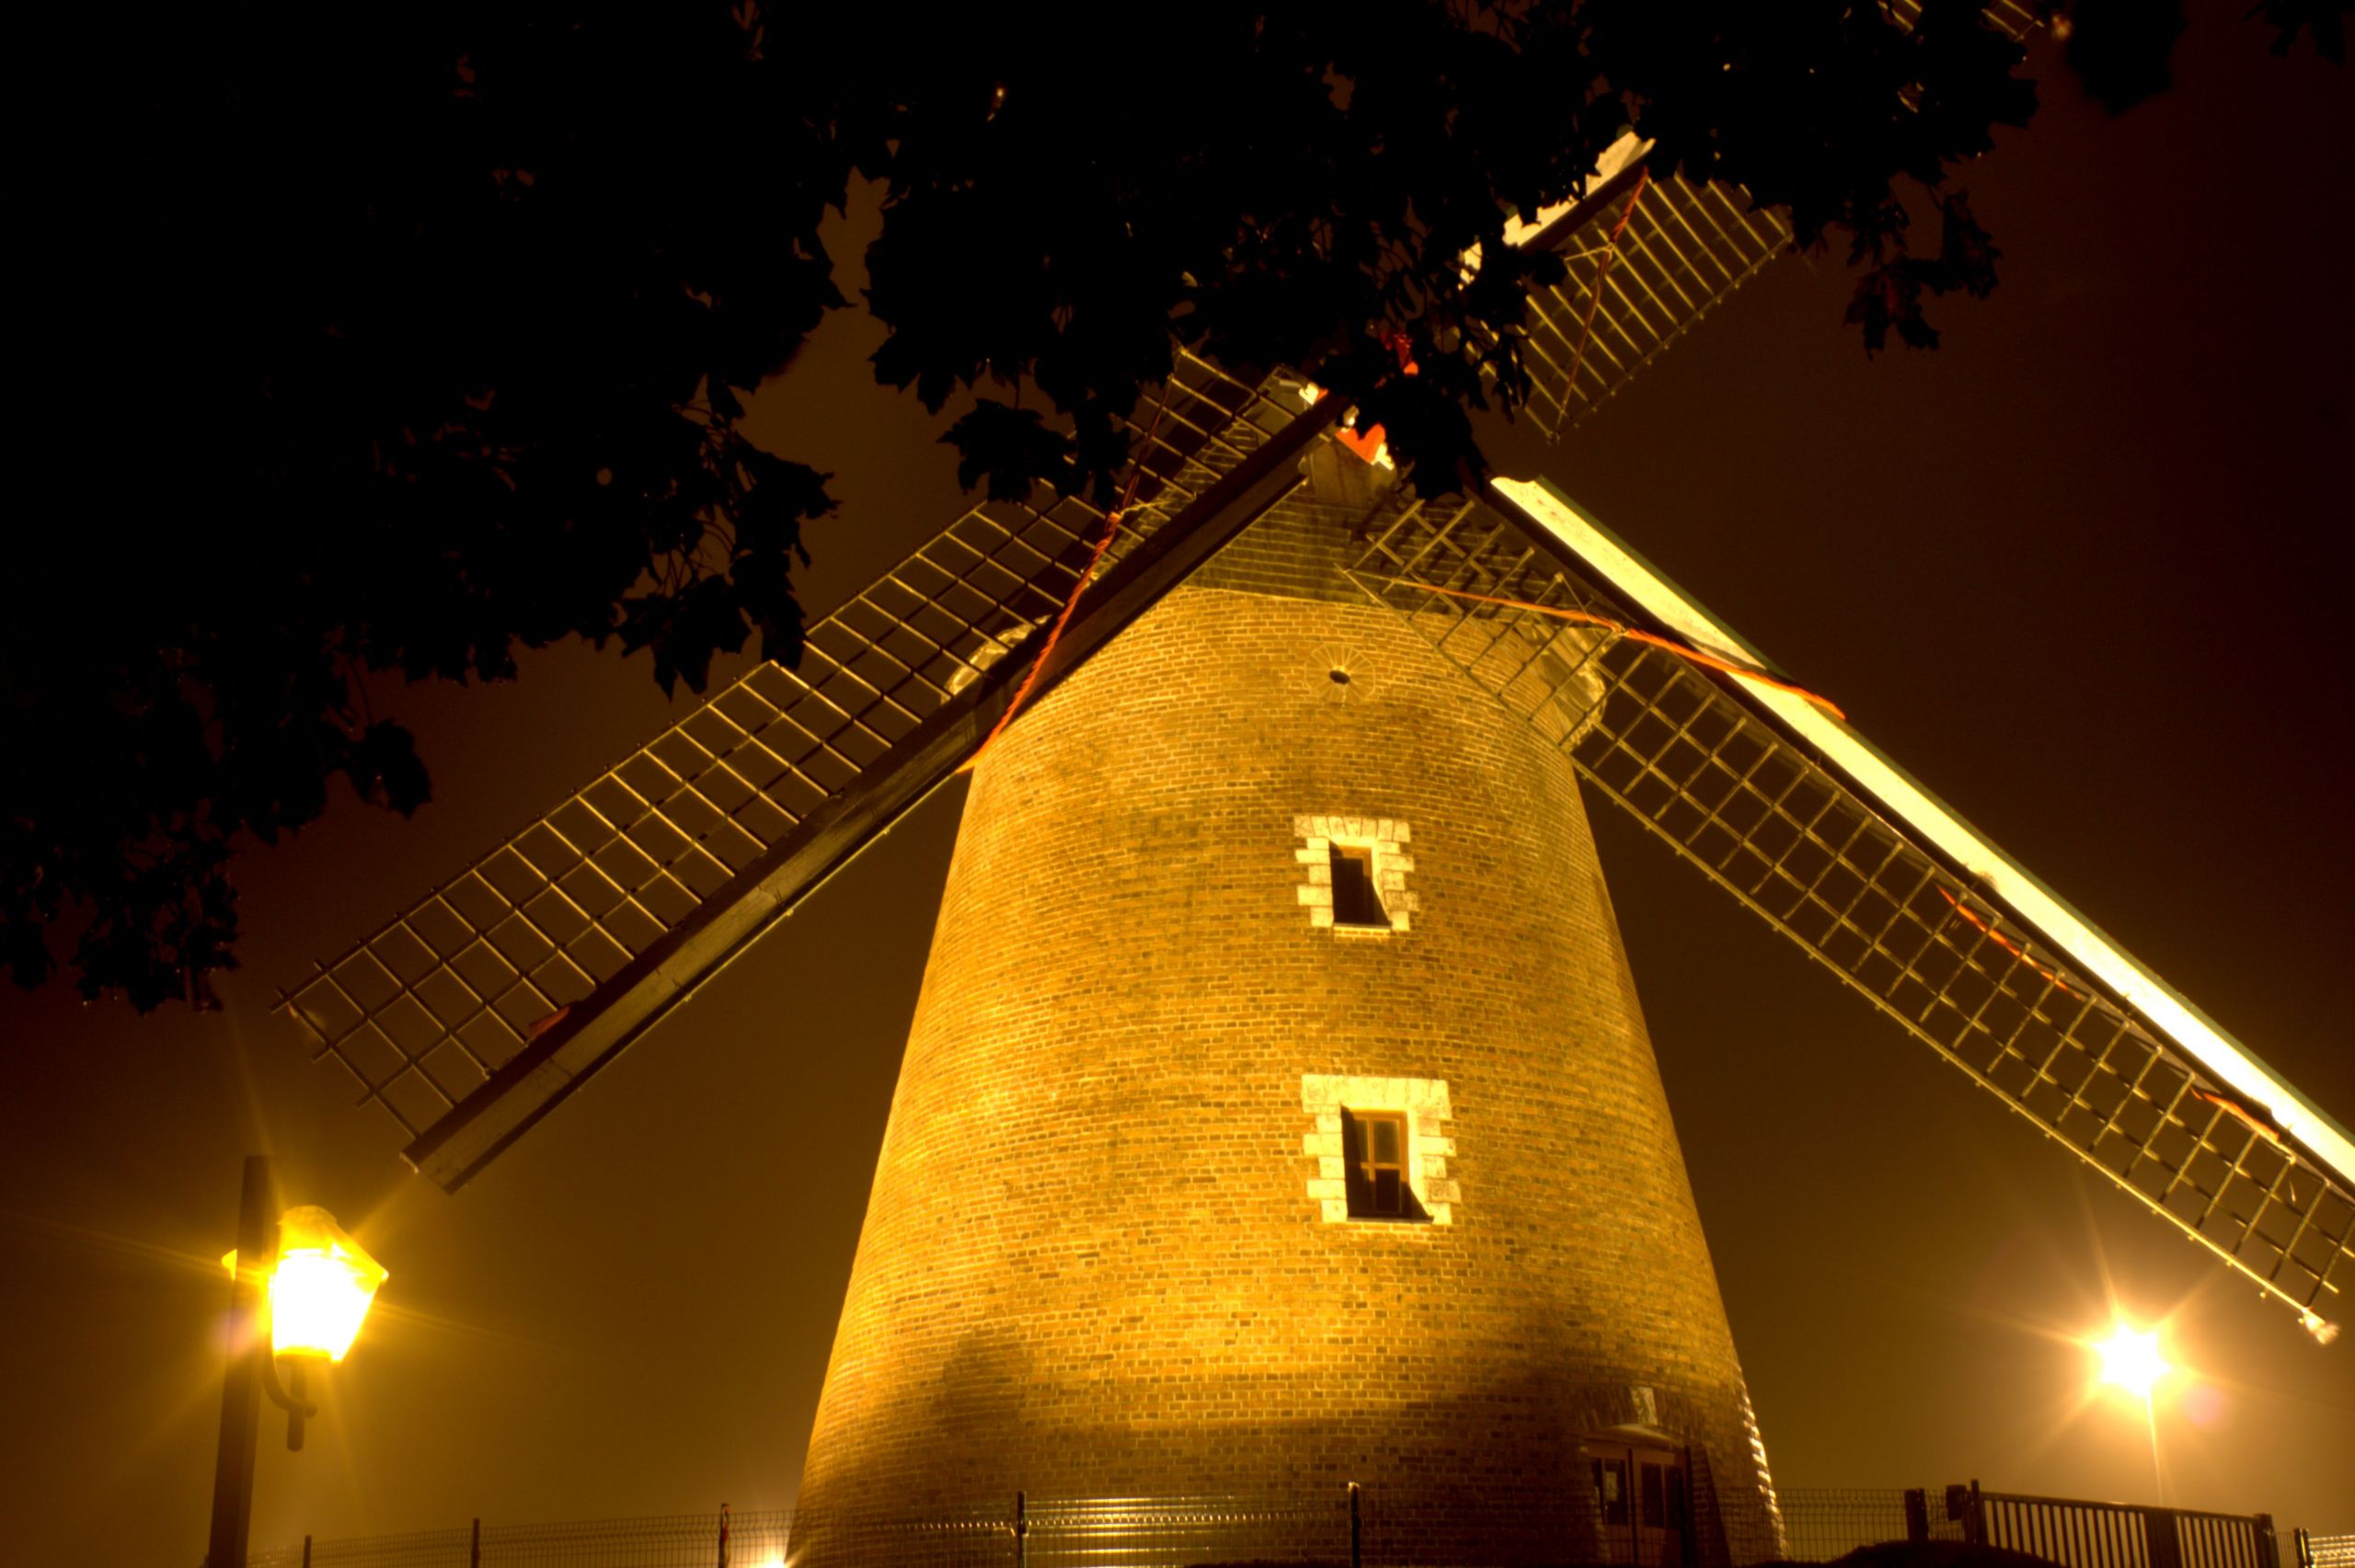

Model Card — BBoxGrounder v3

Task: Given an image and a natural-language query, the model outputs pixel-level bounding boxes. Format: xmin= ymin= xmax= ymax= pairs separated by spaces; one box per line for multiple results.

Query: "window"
xmin=1593 ymin=1457 xmax=1629 ymax=1527
xmin=1301 ymin=1074 xmax=1454 ymax=1224
xmin=1328 ymin=844 xmax=1387 ymax=928
xmin=1342 ymin=1108 xmax=1421 ymax=1219
xmin=1645 ymin=1462 xmax=1686 ymax=1530
xmin=1293 ymin=817 xmax=1414 ymax=933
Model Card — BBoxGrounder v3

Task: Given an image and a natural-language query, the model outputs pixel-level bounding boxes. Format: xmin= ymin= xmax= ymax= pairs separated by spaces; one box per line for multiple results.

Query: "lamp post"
xmin=204 ymin=1156 xmax=387 ymax=1568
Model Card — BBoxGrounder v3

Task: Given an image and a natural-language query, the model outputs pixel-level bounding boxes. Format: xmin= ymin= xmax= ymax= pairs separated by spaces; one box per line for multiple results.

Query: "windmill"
xmin=282 ymin=31 xmax=2353 ymax=1567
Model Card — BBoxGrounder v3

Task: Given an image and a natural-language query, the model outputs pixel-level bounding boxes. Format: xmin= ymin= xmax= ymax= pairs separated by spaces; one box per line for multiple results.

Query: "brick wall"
xmin=793 ymin=496 xmax=1778 ymax=1564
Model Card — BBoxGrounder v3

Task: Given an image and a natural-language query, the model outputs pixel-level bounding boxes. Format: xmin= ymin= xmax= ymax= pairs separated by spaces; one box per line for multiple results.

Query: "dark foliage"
xmin=2063 ymin=0 xmax=2192 ymax=111
xmin=7 ymin=1 xmax=2338 ymax=1011
xmin=2250 ymin=0 xmax=2352 ymax=61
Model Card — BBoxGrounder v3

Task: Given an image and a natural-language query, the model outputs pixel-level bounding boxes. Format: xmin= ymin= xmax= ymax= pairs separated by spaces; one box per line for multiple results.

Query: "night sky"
xmin=4 ymin=11 xmax=2349 ymax=1562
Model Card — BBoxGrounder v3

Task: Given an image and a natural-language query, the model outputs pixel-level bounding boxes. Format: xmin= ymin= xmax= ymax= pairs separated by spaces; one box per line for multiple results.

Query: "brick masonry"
xmin=792 ymin=496 xmax=1779 ymax=1564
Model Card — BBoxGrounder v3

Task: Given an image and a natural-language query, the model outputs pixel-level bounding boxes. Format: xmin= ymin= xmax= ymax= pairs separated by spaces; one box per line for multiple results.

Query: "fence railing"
xmin=245 ymin=1509 xmax=789 ymax=1568
xmin=2296 ymin=1533 xmax=2355 ymax=1568
xmin=1775 ymin=1486 xmax=1972 ymax=1562
xmin=1971 ymin=1487 xmax=2277 ymax=1568
xmin=1024 ymin=1493 xmax=1355 ymax=1568
xmin=247 ymin=1486 xmax=2315 ymax=1568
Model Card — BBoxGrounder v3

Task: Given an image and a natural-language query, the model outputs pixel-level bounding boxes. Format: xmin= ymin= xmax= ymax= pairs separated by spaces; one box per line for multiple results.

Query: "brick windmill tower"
xmin=288 ymin=122 xmax=2354 ymax=1567
xmin=787 ymin=482 xmax=1775 ymax=1564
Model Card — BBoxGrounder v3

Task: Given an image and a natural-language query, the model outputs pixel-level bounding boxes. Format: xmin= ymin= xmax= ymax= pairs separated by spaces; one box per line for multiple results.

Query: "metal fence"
xmin=2297 ymin=1534 xmax=2355 ymax=1568
xmin=1774 ymin=1484 xmax=2287 ymax=1568
xmin=1774 ymin=1487 xmax=1972 ymax=1562
xmin=248 ymin=1487 xmax=2312 ymax=1568
xmin=246 ymin=1510 xmax=789 ymax=1568
xmin=1028 ymin=1494 xmax=1355 ymax=1568
xmin=1974 ymin=1488 xmax=2277 ymax=1568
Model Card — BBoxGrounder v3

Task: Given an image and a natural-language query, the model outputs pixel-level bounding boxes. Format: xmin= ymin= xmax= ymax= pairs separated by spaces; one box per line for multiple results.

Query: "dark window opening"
xmin=1640 ymin=1460 xmax=1667 ymax=1528
xmin=1594 ymin=1458 xmax=1629 ymax=1527
xmin=1341 ymin=1109 xmax=1426 ymax=1221
xmin=1328 ymin=844 xmax=1388 ymax=929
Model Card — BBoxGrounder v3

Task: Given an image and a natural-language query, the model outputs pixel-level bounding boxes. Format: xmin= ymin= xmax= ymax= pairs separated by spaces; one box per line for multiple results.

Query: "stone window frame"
xmin=1300 ymin=1074 xmax=1456 ymax=1224
xmin=1293 ymin=816 xmax=1415 ymax=933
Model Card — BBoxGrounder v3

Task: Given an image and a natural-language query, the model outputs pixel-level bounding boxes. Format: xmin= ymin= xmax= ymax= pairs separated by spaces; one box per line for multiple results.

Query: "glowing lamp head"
xmin=2093 ymin=1321 xmax=2168 ymax=1400
xmin=267 ymin=1206 xmax=386 ymax=1362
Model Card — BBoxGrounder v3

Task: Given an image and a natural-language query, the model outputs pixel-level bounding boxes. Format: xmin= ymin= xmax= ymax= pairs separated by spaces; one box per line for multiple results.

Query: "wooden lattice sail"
xmin=281 ymin=128 xmax=1783 ymax=1190
xmin=283 ymin=116 xmax=2349 ymax=1339
xmin=279 ymin=74 xmax=2349 ymax=1563
xmin=1346 ymin=479 xmax=2354 ymax=1338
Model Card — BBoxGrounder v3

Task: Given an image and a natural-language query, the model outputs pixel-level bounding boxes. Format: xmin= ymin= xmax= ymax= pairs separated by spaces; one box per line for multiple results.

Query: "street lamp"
xmin=2085 ymin=1316 xmax=2176 ymax=1505
xmin=265 ymin=1205 xmax=389 ymax=1364
xmin=2092 ymin=1321 xmax=2168 ymax=1402
xmin=205 ymin=1156 xmax=387 ymax=1568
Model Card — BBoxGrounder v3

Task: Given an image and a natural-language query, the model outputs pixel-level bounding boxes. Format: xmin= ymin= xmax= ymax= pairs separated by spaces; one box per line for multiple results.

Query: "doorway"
xmin=1579 ymin=1437 xmax=1690 ymax=1566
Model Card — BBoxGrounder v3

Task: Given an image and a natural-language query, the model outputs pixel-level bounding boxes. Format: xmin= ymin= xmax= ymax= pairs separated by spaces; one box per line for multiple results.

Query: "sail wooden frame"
xmin=283 ymin=131 xmax=1789 ymax=1185
xmin=283 ymin=353 xmax=1326 ymax=1187
xmin=1338 ymin=479 xmax=2353 ymax=1333
xmin=281 ymin=8 xmax=2347 ymax=1323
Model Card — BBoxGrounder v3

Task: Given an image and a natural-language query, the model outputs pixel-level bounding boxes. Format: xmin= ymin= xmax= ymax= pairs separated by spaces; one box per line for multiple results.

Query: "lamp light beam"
xmin=2094 ymin=1322 xmax=2169 ymax=1401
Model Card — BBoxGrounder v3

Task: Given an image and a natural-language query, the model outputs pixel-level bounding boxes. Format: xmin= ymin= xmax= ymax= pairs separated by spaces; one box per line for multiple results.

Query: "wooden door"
xmin=1581 ymin=1439 xmax=1690 ymax=1565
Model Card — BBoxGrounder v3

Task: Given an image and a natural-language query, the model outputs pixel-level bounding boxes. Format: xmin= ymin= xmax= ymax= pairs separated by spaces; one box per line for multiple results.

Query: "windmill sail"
xmin=1511 ymin=0 xmax=2042 ymax=437
xmin=1513 ymin=159 xmax=1788 ymax=439
xmin=281 ymin=47 xmax=2353 ymax=1329
xmin=287 ymin=6 xmax=2074 ymax=1193
xmin=285 ymin=132 xmax=1789 ymax=1188
xmin=1338 ymin=478 xmax=2353 ymax=1333
xmin=284 ymin=351 xmax=1326 ymax=1189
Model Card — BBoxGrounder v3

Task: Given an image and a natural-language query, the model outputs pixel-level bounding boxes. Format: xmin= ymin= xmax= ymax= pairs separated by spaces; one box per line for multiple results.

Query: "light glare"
xmin=268 ymin=1206 xmax=387 ymax=1362
xmin=2094 ymin=1322 xmax=2167 ymax=1399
